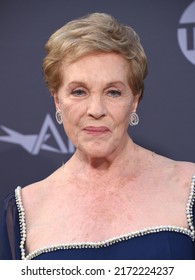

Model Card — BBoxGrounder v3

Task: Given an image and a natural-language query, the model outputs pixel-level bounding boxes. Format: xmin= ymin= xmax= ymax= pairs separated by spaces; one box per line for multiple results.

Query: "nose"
xmin=87 ymin=94 xmax=107 ymax=119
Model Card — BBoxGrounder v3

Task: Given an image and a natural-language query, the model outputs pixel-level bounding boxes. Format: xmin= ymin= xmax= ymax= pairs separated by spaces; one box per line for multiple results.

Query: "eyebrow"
xmin=67 ymin=81 xmax=87 ymax=88
xmin=67 ymin=81 xmax=126 ymax=88
xmin=105 ymin=81 xmax=126 ymax=88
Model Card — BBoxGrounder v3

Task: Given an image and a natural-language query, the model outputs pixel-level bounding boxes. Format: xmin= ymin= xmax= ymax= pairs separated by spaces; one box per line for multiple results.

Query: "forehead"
xmin=61 ymin=53 xmax=130 ymax=84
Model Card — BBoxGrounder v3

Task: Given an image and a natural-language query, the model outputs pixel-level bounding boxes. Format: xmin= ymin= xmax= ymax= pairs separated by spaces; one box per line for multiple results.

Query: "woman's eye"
xmin=107 ymin=90 xmax=121 ymax=97
xmin=71 ymin=89 xmax=86 ymax=96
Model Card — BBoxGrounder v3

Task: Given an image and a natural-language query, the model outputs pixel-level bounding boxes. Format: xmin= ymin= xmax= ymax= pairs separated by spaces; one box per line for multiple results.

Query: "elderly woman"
xmin=1 ymin=13 xmax=195 ymax=260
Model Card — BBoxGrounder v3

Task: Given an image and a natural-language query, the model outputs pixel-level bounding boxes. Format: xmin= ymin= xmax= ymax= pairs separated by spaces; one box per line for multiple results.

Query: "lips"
xmin=83 ymin=126 xmax=110 ymax=135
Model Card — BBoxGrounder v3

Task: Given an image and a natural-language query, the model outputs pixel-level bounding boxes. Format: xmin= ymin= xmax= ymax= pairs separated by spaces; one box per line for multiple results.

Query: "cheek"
xmin=60 ymin=100 xmax=86 ymax=126
xmin=116 ymin=104 xmax=131 ymax=123
xmin=121 ymin=102 xmax=133 ymax=124
xmin=110 ymin=108 xmax=130 ymax=137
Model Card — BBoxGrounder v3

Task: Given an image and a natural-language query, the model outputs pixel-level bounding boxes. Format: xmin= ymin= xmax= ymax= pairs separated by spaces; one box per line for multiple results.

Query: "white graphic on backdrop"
xmin=177 ymin=1 xmax=195 ymax=65
xmin=0 ymin=114 xmax=75 ymax=155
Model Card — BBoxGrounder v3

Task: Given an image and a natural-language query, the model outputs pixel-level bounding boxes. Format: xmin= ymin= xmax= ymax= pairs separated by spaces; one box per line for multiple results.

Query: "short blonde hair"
xmin=43 ymin=13 xmax=148 ymax=99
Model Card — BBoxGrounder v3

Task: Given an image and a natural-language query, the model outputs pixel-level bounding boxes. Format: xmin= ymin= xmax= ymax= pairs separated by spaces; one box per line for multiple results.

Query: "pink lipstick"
xmin=83 ymin=126 xmax=110 ymax=135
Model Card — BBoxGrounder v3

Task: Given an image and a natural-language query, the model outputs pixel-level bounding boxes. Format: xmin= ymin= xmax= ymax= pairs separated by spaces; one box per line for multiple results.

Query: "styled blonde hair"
xmin=43 ymin=13 xmax=148 ymax=99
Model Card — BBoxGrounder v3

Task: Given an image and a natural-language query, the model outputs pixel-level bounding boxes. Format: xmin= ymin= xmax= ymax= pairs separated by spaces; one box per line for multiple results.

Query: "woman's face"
xmin=54 ymin=53 xmax=139 ymax=159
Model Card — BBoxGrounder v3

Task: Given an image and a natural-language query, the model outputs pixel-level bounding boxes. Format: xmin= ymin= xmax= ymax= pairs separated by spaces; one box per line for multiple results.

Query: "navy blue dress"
xmin=1 ymin=176 xmax=195 ymax=260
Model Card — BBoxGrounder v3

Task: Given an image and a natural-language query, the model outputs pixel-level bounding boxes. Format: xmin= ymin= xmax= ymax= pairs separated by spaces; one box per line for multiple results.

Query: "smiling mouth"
xmin=83 ymin=126 xmax=110 ymax=135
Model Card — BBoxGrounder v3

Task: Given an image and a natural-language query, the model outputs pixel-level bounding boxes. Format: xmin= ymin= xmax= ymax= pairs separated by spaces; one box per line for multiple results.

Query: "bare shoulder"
xmin=174 ymin=160 xmax=195 ymax=177
xmin=167 ymin=158 xmax=195 ymax=181
xmin=21 ymin=180 xmax=47 ymax=212
xmin=173 ymin=160 xmax=195 ymax=188
xmin=153 ymin=152 xmax=195 ymax=188
xmin=140 ymin=146 xmax=195 ymax=181
xmin=21 ymin=168 xmax=61 ymax=211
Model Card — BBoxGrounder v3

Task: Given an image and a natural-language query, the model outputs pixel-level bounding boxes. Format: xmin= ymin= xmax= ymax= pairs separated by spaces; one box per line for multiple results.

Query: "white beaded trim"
xmin=15 ymin=175 xmax=195 ymax=260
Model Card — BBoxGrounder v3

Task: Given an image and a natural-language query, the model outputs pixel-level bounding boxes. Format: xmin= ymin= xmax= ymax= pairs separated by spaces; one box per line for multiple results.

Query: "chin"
xmin=82 ymin=145 xmax=113 ymax=159
xmin=86 ymin=150 xmax=110 ymax=159
xmin=77 ymin=140 xmax=117 ymax=159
